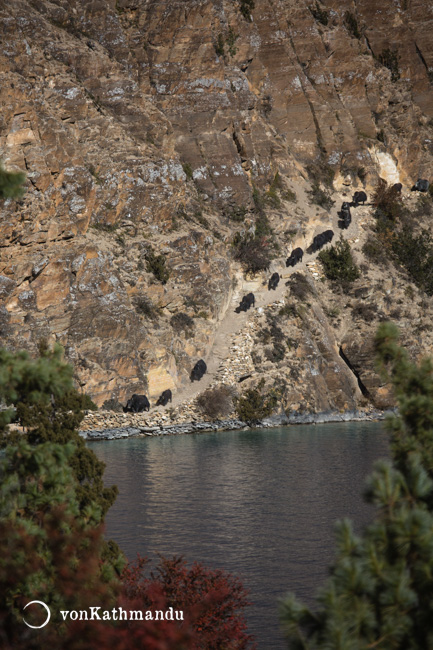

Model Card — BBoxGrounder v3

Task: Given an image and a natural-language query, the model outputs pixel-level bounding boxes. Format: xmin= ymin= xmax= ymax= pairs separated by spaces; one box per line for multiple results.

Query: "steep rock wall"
xmin=0 ymin=0 xmax=433 ymax=408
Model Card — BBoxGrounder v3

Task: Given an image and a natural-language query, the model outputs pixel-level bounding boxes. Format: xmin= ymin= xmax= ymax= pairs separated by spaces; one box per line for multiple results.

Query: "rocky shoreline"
xmin=79 ymin=408 xmax=391 ymax=441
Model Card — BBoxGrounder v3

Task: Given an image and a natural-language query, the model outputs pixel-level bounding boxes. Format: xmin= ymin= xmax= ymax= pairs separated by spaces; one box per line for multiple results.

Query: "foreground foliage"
xmin=0 ymin=442 xmax=121 ymax=649
xmin=0 ymin=345 xmax=116 ymax=518
xmin=280 ymin=322 xmax=433 ymax=649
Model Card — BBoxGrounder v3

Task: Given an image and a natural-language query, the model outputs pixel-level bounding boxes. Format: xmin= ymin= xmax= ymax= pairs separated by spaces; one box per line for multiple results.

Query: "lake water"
xmin=89 ymin=421 xmax=389 ymax=649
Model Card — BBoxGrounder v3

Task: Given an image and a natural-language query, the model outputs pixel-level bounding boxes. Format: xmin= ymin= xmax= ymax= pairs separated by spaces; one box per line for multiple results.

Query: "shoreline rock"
xmin=80 ymin=409 xmax=393 ymax=441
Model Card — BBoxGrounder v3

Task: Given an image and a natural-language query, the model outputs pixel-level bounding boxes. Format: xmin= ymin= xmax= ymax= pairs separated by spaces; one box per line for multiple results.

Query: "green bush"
xmin=352 ymin=301 xmax=378 ymax=320
xmin=281 ymin=188 xmax=297 ymax=202
xmin=133 ymin=295 xmax=161 ymax=319
xmin=309 ymin=1 xmax=329 ymax=25
xmin=233 ymin=236 xmax=272 ymax=274
xmin=392 ymin=226 xmax=433 ymax=295
xmin=252 ymin=184 xmax=266 ymax=213
xmin=344 ymin=11 xmax=360 ymax=38
xmin=239 ymin=0 xmax=254 ymax=20
xmin=0 ymin=346 xmax=117 ymax=519
xmin=215 ymin=33 xmax=225 ymax=56
xmin=308 ymin=183 xmax=335 ymax=210
xmin=372 ymin=178 xmax=405 ymax=231
xmin=362 ymin=234 xmax=385 ymax=264
xmin=318 ymin=237 xmax=360 ymax=283
xmin=225 ymin=205 xmax=247 ymax=222
xmin=182 ymin=162 xmax=193 ymax=180
xmin=170 ymin=312 xmax=195 ymax=335
xmin=145 ymin=248 xmax=170 ymax=284
xmin=226 ymin=27 xmax=238 ymax=56
xmin=196 ymin=385 xmax=234 ymax=420
xmin=254 ymin=211 xmax=273 ymax=238
xmin=287 ymin=273 xmax=312 ymax=301
xmin=101 ymin=398 xmax=124 ymax=412
xmin=236 ymin=387 xmax=278 ymax=422
xmin=264 ymin=342 xmax=286 ymax=363
xmin=0 ymin=162 xmax=25 ymax=199
xmin=378 ymin=47 xmax=400 ymax=82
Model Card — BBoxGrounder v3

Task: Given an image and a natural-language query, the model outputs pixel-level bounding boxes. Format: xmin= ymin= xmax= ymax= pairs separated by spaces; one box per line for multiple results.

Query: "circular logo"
xmin=22 ymin=601 xmax=51 ymax=629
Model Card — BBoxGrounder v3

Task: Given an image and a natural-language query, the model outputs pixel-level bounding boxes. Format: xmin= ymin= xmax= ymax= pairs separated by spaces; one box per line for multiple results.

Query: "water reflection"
xmin=90 ymin=421 xmax=389 ymax=649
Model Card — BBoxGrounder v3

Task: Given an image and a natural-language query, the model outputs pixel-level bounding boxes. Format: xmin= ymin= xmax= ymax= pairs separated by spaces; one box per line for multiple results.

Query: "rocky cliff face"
xmin=1 ymin=0 xmax=433 ymax=411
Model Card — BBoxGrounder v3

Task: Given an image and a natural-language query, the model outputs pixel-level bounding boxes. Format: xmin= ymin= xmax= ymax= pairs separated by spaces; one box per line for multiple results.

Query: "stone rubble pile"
xmin=211 ymin=321 xmax=256 ymax=387
xmin=80 ymin=418 xmax=248 ymax=440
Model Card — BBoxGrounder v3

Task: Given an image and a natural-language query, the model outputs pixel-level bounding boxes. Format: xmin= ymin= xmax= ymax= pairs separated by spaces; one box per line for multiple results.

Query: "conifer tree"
xmin=0 ymin=345 xmax=117 ymax=518
xmin=280 ymin=322 xmax=433 ymax=649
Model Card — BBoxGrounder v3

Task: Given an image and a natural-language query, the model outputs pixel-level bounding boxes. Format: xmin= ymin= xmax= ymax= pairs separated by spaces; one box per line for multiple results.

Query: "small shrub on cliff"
xmin=344 ymin=11 xmax=361 ymax=38
xmin=264 ymin=342 xmax=286 ymax=363
xmin=412 ymin=194 xmax=433 ymax=219
xmin=170 ymin=312 xmax=195 ymax=336
xmin=224 ymin=204 xmax=248 ymax=222
xmin=264 ymin=172 xmax=283 ymax=208
xmin=279 ymin=302 xmax=298 ymax=318
xmin=378 ymin=47 xmax=400 ymax=82
xmin=196 ymin=385 xmax=235 ymax=420
xmin=318 ymin=237 xmax=360 ymax=284
xmin=233 ymin=236 xmax=272 ymax=274
xmin=308 ymin=183 xmax=335 ymax=210
xmin=362 ymin=234 xmax=386 ymax=265
xmin=307 ymin=161 xmax=335 ymax=189
xmin=352 ymin=301 xmax=378 ymax=321
xmin=282 ymin=187 xmax=297 ymax=202
xmin=133 ymin=295 xmax=161 ymax=320
xmin=182 ymin=162 xmax=193 ymax=180
xmin=145 ymin=247 xmax=170 ymax=284
xmin=287 ymin=273 xmax=312 ymax=302
xmin=236 ymin=386 xmax=278 ymax=422
xmin=372 ymin=178 xmax=405 ymax=230
xmin=256 ymin=315 xmax=285 ymax=345
xmin=392 ymin=226 xmax=433 ymax=296
xmin=215 ymin=33 xmax=225 ymax=56
xmin=309 ymin=1 xmax=329 ymax=25
xmin=226 ymin=26 xmax=239 ymax=57
xmin=0 ymin=161 xmax=25 ymax=199
xmin=102 ymin=398 xmax=124 ymax=412
xmin=239 ymin=0 xmax=255 ymax=20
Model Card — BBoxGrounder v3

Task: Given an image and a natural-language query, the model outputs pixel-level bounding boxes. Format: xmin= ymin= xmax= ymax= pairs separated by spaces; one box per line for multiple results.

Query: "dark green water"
xmin=89 ymin=420 xmax=389 ymax=649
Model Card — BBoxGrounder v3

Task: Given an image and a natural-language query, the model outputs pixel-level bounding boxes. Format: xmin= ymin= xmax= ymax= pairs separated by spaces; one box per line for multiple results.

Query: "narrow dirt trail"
xmin=170 ymin=192 xmax=364 ymax=409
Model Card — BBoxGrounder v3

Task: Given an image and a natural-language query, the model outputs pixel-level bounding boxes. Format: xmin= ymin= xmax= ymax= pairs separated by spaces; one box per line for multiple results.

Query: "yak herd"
xmin=123 ymin=361 xmax=208 ymax=413
xmin=123 ymin=180 xmax=430 ymax=414
xmin=233 ymin=178 xmax=430 ymax=313
xmin=123 ymin=389 xmax=173 ymax=413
